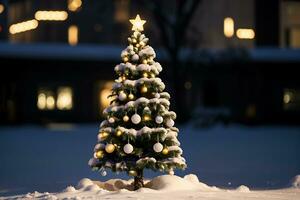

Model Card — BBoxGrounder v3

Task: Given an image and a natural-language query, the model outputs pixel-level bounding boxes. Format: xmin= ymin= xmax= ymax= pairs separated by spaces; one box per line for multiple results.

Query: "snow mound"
xmin=183 ymin=174 xmax=214 ymax=190
xmin=184 ymin=174 xmax=200 ymax=184
xmin=76 ymin=178 xmax=94 ymax=189
xmin=290 ymin=175 xmax=300 ymax=188
xmin=84 ymin=184 xmax=100 ymax=192
xmin=146 ymin=175 xmax=204 ymax=191
xmin=236 ymin=185 xmax=250 ymax=192
xmin=63 ymin=186 xmax=76 ymax=193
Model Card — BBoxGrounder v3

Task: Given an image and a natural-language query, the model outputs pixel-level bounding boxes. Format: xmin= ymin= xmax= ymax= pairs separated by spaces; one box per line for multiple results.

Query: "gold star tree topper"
xmin=130 ymin=14 xmax=146 ymax=32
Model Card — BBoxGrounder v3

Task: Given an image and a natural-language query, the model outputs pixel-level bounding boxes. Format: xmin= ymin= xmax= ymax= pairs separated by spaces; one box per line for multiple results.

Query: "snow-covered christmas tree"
xmin=89 ymin=14 xmax=186 ymax=190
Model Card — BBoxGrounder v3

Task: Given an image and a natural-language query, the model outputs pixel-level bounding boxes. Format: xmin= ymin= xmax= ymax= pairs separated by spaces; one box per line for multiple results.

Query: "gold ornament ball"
xmin=123 ymin=57 xmax=128 ymax=62
xmin=141 ymin=85 xmax=148 ymax=93
xmin=128 ymin=93 xmax=134 ymax=100
xmin=116 ymin=129 xmax=123 ymax=136
xmin=142 ymin=59 xmax=147 ymax=64
xmin=162 ymin=147 xmax=169 ymax=155
xmin=132 ymin=38 xmax=137 ymax=43
xmin=128 ymin=170 xmax=137 ymax=176
xmin=142 ymin=72 xmax=148 ymax=78
xmin=96 ymin=150 xmax=104 ymax=159
xmin=105 ymin=144 xmax=115 ymax=153
xmin=122 ymin=75 xmax=126 ymax=81
xmin=123 ymin=115 xmax=129 ymax=122
xmin=143 ymin=115 xmax=151 ymax=121
xmin=136 ymin=43 xmax=140 ymax=48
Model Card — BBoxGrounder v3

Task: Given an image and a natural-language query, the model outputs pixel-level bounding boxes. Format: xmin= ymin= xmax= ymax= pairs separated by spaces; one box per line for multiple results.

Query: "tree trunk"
xmin=133 ymin=169 xmax=144 ymax=190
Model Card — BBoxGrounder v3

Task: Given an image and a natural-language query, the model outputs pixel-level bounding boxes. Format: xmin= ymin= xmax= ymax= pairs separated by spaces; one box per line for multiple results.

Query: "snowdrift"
xmin=3 ymin=174 xmax=300 ymax=200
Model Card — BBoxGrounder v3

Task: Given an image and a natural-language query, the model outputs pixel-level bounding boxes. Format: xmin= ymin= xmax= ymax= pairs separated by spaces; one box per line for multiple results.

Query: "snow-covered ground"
xmin=0 ymin=123 xmax=300 ymax=199
xmin=2 ymin=174 xmax=300 ymax=200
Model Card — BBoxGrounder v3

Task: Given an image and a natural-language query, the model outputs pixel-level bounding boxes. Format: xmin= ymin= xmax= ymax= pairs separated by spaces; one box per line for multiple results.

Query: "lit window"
xmin=114 ymin=0 xmax=129 ymax=23
xmin=35 ymin=11 xmax=68 ymax=21
xmin=57 ymin=87 xmax=73 ymax=110
xmin=37 ymin=90 xmax=55 ymax=110
xmin=46 ymin=95 xmax=55 ymax=110
xmin=290 ymin=28 xmax=300 ymax=48
xmin=236 ymin=28 xmax=255 ymax=39
xmin=68 ymin=0 xmax=82 ymax=12
xmin=37 ymin=93 xmax=47 ymax=110
xmin=283 ymin=89 xmax=300 ymax=111
xmin=224 ymin=17 xmax=234 ymax=38
xmin=0 ymin=4 xmax=4 ymax=14
xmin=68 ymin=25 xmax=78 ymax=46
xmin=9 ymin=19 xmax=38 ymax=34
xmin=100 ymin=81 xmax=114 ymax=110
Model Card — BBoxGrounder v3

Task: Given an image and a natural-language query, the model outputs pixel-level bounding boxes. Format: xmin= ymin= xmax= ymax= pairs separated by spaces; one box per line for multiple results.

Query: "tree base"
xmin=133 ymin=169 xmax=144 ymax=190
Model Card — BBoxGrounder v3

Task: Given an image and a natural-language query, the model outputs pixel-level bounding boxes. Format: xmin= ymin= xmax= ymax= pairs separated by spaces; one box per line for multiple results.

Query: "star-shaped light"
xmin=130 ymin=14 xmax=146 ymax=32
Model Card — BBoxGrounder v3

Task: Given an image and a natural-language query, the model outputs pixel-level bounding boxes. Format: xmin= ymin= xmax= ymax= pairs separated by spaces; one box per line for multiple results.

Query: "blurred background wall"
xmin=0 ymin=0 xmax=300 ymax=125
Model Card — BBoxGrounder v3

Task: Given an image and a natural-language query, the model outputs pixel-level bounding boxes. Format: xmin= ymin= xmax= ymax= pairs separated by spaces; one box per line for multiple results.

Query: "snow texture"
xmin=2 ymin=174 xmax=300 ymax=200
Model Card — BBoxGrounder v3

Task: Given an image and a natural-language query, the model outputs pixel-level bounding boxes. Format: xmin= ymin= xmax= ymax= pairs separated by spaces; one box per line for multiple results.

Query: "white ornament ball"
xmin=166 ymin=119 xmax=174 ymax=127
xmin=131 ymin=114 xmax=141 ymax=124
xmin=123 ymin=143 xmax=134 ymax=154
xmin=153 ymin=142 xmax=163 ymax=153
xmin=132 ymin=54 xmax=139 ymax=61
xmin=108 ymin=117 xmax=115 ymax=123
xmin=118 ymin=92 xmax=127 ymax=101
xmin=101 ymin=170 xmax=107 ymax=176
xmin=169 ymin=169 xmax=174 ymax=175
xmin=155 ymin=93 xmax=160 ymax=98
xmin=155 ymin=116 xmax=163 ymax=124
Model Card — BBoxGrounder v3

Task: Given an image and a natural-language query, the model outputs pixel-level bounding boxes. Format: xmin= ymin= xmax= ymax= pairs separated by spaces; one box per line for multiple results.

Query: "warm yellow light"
xmin=143 ymin=115 xmax=151 ymax=121
xmin=224 ymin=17 xmax=234 ymax=38
xmin=57 ymin=87 xmax=73 ymax=110
xmin=35 ymin=11 xmax=68 ymax=21
xmin=100 ymin=81 xmax=114 ymax=110
xmin=0 ymin=4 xmax=4 ymax=14
xmin=141 ymin=85 xmax=148 ymax=93
xmin=99 ymin=132 xmax=109 ymax=140
xmin=68 ymin=0 xmax=82 ymax=12
xmin=116 ymin=129 xmax=123 ymax=136
xmin=68 ymin=25 xmax=78 ymax=46
xmin=284 ymin=93 xmax=291 ymax=104
xmin=46 ymin=95 xmax=55 ymax=110
xmin=95 ymin=150 xmax=104 ymax=159
xmin=236 ymin=28 xmax=255 ymax=39
xmin=9 ymin=19 xmax=38 ymax=34
xmin=142 ymin=72 xmax=148 ymax=78
xmin=129 ymin=14 xmax=146 ymax=32
xmin=37 ymin=93 xmax=47 ymax=110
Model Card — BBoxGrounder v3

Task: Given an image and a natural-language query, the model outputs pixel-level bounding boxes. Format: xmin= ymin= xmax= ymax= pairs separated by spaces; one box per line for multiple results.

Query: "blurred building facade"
xmin=0 ymin=0 xmax=300 ymax=125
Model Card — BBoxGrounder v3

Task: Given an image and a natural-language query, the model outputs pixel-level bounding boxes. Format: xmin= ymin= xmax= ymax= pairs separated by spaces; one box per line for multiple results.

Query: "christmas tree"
xmin=88 ymin=14 xmax=186 ymax=190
